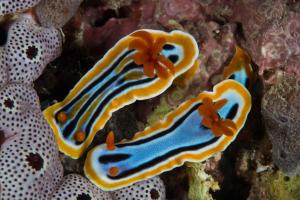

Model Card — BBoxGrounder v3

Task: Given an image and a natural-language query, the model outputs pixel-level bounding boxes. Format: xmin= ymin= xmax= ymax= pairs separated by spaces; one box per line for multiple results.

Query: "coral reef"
xmin=111 ymin=176 xmax=166 ymax=200
xmin=1 ymin=0 xmax=300 ymax=199
xmin=52 ymin=174 xmax=113 ymax=199
xmin=1 ymin=2 xmax=168 ymax=199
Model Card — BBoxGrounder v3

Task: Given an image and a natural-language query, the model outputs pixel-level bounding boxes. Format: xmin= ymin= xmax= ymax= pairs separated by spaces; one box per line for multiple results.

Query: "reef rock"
xmin=262 ymin=72 xmax=300 ymax=174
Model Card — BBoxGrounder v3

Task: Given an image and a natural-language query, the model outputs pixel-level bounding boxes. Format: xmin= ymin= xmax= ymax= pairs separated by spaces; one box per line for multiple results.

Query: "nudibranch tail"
xmin=224 ymin=46 xmax=254 ymax=88
xmin=43 ymin=29 xmax=199 ymax=159
xmin=84 ymin=79 xmax=251 ymax=190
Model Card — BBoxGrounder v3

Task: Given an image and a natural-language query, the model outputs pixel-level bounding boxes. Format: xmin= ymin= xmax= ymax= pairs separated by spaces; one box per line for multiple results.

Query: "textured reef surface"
xmin=1 ymin=0 xmax=300 ymax=199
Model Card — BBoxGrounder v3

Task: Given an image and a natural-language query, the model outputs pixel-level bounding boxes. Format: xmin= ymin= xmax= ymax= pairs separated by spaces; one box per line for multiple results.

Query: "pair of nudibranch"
xmin=43 ymin=30 xmax=253 ymax=190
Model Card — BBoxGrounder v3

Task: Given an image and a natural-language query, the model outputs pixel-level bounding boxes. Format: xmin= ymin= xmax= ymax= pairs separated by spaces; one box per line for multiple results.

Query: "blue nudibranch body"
xmin=84 ymin=79 xmax=252 ymax=190
xmin=43 ymin=29 xmax=199 ymax=159
xmin=84 ymin=46 xmax=253 ymax=190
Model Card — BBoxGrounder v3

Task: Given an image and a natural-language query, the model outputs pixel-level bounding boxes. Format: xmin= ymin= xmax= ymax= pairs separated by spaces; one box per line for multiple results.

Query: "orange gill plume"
xmin=198 ymin=97 xmax=237 ymax=137
xmin=129 ymin=30 xmax=175 ymax=79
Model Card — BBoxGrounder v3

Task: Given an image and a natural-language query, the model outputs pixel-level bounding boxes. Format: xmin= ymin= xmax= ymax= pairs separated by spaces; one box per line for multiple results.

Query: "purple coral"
xmin=1 ymin=16 xmax=62 ymax=83
xmin=0 ymin=14 xmax=64 ymax=199
xmin=0 ymin=114 xmax=63 ymax=199
xmin=112 ymin=177 xmax=166 ymax=200
xmin=0 ymin=84 xmax=40 ymax=134
xmin=52 ymin=174 xmax=112 ymax=199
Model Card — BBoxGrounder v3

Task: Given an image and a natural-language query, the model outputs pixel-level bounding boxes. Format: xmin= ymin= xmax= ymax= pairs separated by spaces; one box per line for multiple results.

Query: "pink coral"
xmin=259 ymin=15 xmax=300 ymax=82
xmin=52 ymin=174 xmax=112 ymax=199
xmin=112 ymin=176 xmax=166 ymax=200
xmin=156 ymin=0 xmax=202 ymax=26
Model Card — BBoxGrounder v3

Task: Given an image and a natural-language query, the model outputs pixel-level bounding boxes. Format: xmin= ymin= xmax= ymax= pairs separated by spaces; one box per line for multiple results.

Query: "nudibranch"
xmin=223 ymin=46 xmax=254 ymax=88
xmin=84 ymin=79 xmax=252 ymax=190
xmin=43 ymin=29 xmax=199 ymax=159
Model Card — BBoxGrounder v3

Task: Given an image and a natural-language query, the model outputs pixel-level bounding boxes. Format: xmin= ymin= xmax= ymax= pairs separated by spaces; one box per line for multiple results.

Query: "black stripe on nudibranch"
xmin=58 ymin=50 xmax=134 ymax=113
xmin=108 ymin=136 xmax=219 ymax=179
xmin=168 ymin=55 xmax=179 ymax=63
xmin=162 ymin=44 xmax=175 ymax=50
xmin=85 ymin=77 xmax=155 ymax=134
xmin=116 ymin=103 xmax=202 ymax=148
xmin=61 ymin=62 xmax=144 ymax=139
xmin=226 ymin=103 xmax=238 ymax=120
xmin=228 ymin=74 xmax=235 ymax=80
xmin=99 ymin=154 xmax=131 ymax=164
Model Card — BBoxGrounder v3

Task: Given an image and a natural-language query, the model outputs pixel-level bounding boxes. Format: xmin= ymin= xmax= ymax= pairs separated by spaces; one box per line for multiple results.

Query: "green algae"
xmin=187 ymin=162 xmax=220 ymax=200
xmin=147 ymin=97 xmax=173 ymax=125
xmin=261 ymin=170 xmax=300 ymax=200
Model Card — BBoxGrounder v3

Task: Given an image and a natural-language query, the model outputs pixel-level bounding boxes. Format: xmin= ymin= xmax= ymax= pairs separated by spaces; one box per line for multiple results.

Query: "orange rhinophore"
xmin=106 ymin=131 xmax=116 ymax=151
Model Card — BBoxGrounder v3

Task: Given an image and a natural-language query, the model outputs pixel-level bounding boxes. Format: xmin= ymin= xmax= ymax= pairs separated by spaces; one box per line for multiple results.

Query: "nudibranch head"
xmin=198 ymin=97 xmax=237 ymax=137
xmin=129 ymin=30 xmax=175 ymax=79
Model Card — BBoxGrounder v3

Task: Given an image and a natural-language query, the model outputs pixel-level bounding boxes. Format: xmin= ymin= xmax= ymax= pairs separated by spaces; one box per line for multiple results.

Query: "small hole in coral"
xmin=4 ymin=98 xmax=14 ymax=109
xmin=26 ymin=46 xmax=38 ymax=60
xmin=278 ymin=115 xmax=288 ymax=123
xmin=279 ymin=150 xmax=287 ymax=159
xmin=262 ymin=69 xmax=276 ymax=81
xmin=150 ymin=189 xmax=160 ymax=199
xmin=77 ymin=193 xmax=91 ymax=200
xmin=284 ymin=176 xmax=290 ymax=182
xmin=93 ymin=9 xmax=117 ymax=27
xmin=26 ymin=153 xmax=44 ymax=171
